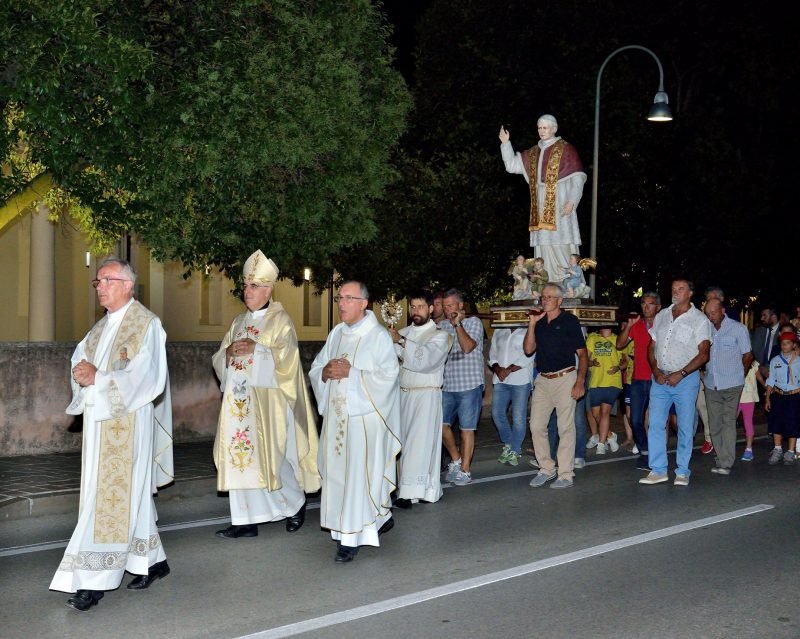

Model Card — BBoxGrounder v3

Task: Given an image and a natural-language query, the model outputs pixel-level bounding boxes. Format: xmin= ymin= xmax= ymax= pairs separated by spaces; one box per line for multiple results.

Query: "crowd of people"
xmin=50 ymin=254 xmax=800 ymax=611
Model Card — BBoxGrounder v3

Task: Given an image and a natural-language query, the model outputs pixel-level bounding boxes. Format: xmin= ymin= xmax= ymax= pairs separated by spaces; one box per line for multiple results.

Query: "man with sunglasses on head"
xmin=51 ymin=258 xmax=173 ymax=611
xmin=310 ymin=281 xmax=401 ymax=563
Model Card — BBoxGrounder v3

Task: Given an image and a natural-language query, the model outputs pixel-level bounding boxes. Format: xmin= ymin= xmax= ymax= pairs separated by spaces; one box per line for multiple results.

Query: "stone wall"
xmin=1 ymin=339 xmax=493 ymax=457
xmin=0 ymin=341 xmax=326 ymax=457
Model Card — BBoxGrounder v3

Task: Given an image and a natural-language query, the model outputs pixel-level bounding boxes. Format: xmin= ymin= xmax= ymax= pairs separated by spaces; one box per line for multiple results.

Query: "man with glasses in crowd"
xmin=309 ymin=281 xmax=401 ymax=563
xmin=51 ymin=258 xmax=173 ymax=611
xmin=524 ymin=283 xmax=588 ymax=489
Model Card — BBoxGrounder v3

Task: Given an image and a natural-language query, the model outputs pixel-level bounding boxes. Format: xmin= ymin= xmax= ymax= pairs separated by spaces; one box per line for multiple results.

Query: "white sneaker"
xmin=586 ymin=434 xmax=599 ymax=449
xmin=596 ymin=442 xmax=607 ymax=455
xmin=607 ymin=432 xmax=620 ymax=452
xmin=453 ymin=470 xmax=472 ymax=486
xmin=574 ymin=457 xmax=586 ymax=469
xmin=445 ymin=459 xmax=462 ymax=481
xmin=632 ymin=445 xmax=639 ymax=455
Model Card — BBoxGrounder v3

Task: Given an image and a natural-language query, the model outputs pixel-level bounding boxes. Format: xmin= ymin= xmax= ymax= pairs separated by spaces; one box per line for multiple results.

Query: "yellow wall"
xmin=0 ymin=211 xmax=342 ymax=342
xmin=0 ymin=212 xmax=29 ymax=339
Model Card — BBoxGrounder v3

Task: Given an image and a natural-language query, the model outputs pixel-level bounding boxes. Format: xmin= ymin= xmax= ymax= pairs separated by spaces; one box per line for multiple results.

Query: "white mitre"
xmin=243 ymin=249 xmax=279 ymax=284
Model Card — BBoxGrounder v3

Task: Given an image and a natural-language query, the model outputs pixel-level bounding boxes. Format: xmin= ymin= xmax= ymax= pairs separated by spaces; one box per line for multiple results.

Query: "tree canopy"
xmin=1 ymin=0 xmax=411 ymax=284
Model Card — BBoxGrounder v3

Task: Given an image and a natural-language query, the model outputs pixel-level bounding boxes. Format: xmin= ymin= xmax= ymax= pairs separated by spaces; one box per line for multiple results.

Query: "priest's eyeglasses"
xmin=91 ymin=277 xmax=130 ymax=288
xmin=333 ymin=295 xmax=365 ymax=303
xmin=242 ymin=283 xmax=271 ymax=291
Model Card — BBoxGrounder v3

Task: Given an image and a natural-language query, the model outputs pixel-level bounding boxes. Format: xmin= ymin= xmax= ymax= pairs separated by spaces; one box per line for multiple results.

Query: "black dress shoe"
xmin=334 ymin=544 xmax=359 ymax=563
xmin=127 ymin=560 xmax=170 ymax=590
xmin=377 ymin=517 xmax=394 ymax=536
xmin=215 ymin=524 xmax=258 ymax=539
xmin=393 ymin=498 xmax=413 ymax=510
xmin=285 ymin=500 xmax=307 ymax=533
xmin=66 ymin=589 xmax=104 ymax=611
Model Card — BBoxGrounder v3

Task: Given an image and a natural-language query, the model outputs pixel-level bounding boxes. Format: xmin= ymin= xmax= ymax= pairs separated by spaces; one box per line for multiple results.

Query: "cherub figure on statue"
xmin=559 ymin=253 xmax=593 ymax=299
xmin=509 ymin=255 xmax=534 ymax=300
xmin=527 ymin=257 xmax=549 ymax=300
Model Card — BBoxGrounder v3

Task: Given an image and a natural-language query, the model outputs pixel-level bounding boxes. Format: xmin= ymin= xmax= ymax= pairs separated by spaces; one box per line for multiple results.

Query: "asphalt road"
xmin=2 ymin=445 xmax=799 ymax=639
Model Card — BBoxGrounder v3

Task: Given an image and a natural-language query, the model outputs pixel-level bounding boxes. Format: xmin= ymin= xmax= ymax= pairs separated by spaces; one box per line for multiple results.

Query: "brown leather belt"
xmin=539 ymin=367 xmax=576 ymax=379
xmin=773 ymin=387 xmax=800 ymax=396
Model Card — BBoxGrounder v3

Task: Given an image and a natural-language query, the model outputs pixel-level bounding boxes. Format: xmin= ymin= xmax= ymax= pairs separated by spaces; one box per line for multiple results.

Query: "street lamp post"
xmin=589 ymin=45 xmax=672 ymax=296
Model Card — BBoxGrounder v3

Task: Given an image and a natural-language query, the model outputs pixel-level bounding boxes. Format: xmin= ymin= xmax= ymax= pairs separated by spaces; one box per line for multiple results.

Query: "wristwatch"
xmin=680 ymin=369 xmax=688 ymax=377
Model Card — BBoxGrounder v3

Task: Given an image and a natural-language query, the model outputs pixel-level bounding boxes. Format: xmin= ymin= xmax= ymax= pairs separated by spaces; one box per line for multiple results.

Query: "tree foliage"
xmin=1 ymin=0 xmax=411 ymax=284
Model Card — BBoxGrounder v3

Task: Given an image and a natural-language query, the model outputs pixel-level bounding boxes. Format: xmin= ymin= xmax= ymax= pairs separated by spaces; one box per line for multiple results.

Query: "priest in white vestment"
xmin=309 ymin=281 xmax=401 ymax=563
xmin=51 ymin=258 xmax=173 ymax=612
xmin=212 ymin=250 xmax=320 ymax=539
xmin=389 ymin=291 xmax=452 ymax=507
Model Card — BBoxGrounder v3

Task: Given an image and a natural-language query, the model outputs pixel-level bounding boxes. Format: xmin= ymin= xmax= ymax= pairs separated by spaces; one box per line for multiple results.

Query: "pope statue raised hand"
xmin=499 ymin=114 xmax=587 ymax=281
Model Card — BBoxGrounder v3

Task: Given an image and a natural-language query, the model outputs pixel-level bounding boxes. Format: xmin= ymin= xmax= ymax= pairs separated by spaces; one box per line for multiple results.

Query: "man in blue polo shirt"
xmin=524 ymin=282 xmax=588 ymax=489
xmin=703 ymin=299 xmax=754 ymax=475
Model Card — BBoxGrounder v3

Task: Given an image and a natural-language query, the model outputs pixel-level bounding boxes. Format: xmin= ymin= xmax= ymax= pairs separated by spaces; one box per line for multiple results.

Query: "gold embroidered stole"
xmin=84 ymin=301 xmax=155 ymax=544
xmin=528 ymin=139 xmax=565 ymax=232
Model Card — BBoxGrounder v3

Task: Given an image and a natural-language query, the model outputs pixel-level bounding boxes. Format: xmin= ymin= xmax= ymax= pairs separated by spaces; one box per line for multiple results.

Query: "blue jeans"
xmin=647 ymin=371 xmax=700 ymax=476
xmin=630 ymin=379 xmax=652 ymax=458
xmin=491 ymin=382 xmax=531 ymax=453
xmin=442 ymin=385 xmax=484 ymax=431
xmin=546 ymin=392 xmax=588 ymax=460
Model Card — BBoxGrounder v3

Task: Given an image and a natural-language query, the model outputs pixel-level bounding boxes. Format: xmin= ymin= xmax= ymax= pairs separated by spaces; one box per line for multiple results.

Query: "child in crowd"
xmin=585 ymin=326 xmax=627 ymax=454
xmin=765 ymin=332 xmax=800 ymax=465
xmin=738 ymin=361 xmax=759 ymax=461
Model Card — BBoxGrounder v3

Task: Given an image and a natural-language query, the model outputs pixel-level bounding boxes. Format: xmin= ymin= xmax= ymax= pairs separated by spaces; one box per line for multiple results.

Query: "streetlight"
xmin=589 ymin=45 xmax=672 ymax=296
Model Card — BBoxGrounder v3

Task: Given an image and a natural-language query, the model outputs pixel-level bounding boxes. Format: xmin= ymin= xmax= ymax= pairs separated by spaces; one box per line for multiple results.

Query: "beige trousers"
xmin=530 ymin=372 xmax=577 ymax=479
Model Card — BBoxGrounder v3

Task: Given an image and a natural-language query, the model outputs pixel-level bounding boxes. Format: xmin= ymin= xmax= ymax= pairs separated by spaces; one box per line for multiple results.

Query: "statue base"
xmin=490 ymin=298 xmax=618 ymax=329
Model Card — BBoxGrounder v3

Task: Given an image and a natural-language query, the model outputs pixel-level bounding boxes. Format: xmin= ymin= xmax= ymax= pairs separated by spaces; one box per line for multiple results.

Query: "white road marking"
xmin=236 ymin=504 xmax=773 ymax=639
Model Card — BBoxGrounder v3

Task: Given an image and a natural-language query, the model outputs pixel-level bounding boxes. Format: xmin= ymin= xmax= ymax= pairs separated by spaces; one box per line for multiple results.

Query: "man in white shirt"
xmin=489 ymin=328 xmax=534 ymax=466
xmin=640 ymin=279 xmax=710 ymax=487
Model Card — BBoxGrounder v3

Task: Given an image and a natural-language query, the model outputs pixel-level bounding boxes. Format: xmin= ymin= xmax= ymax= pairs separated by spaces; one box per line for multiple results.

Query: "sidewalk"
xmin=0 ymin=410 xmax=768 ymax=522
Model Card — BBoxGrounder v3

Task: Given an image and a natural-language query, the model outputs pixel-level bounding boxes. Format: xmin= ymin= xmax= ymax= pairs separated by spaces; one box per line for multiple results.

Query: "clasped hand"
xmin=322 ymin=358 xmax=351 ymax=382
xmin=226 ymin=338 xmax=256 ymax=365
xmin=72 ymin=359 xmax=97 ymax=387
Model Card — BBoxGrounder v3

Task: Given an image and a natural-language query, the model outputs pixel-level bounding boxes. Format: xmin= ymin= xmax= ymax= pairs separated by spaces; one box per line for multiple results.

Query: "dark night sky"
xmin=377 ymin=0 xmax=798 ymax=313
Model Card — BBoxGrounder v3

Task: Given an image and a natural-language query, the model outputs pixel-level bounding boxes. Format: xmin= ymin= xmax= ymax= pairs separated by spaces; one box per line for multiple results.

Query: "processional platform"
xmin=489 ymin=298 xmax=619 ymax=329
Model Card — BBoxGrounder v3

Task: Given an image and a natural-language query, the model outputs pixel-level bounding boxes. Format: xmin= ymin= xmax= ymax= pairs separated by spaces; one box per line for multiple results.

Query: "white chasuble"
xmin=309 ymin=311 xmax=401 ymax=548
xmin=395 ymin=320 xmax=452 ymax=502
xmin=51 ymin=299 xmax=173 ymax=593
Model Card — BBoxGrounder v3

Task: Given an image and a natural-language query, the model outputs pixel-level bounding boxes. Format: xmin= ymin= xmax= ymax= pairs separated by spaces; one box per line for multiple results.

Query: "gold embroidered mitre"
xmin=243 ymin=250 xmax=279 ymax=284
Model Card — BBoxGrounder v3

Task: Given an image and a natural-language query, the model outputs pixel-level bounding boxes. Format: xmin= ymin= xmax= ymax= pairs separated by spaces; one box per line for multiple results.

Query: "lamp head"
xmin=647 ymin=91 xmax=673 ymax=121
